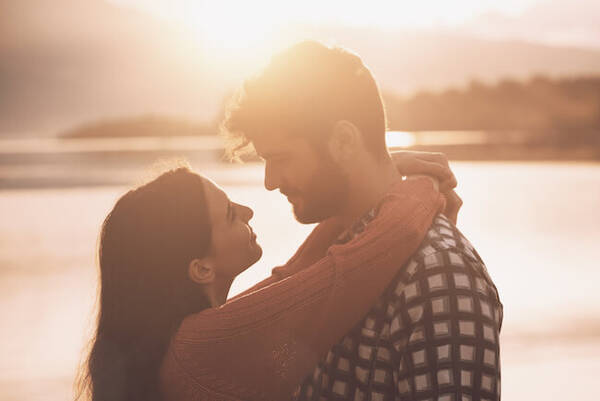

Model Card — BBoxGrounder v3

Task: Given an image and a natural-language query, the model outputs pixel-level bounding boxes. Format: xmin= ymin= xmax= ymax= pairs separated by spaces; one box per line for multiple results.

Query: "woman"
xmin=77 ymin=157 xmax=450 ymax=401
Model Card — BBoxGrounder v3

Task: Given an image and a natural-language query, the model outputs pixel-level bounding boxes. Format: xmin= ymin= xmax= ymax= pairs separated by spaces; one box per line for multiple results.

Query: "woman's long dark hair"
xmin=76 ymin=167 xmax=212 ymax=401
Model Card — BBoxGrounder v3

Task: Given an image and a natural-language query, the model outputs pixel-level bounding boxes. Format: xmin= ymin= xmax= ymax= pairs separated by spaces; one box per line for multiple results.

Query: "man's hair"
xmin=221 ymin=40 xmax=388 ymax=160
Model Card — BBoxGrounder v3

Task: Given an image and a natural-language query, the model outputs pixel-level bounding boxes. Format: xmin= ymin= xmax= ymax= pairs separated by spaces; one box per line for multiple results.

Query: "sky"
xmin=108 ymin=0 xmax=539 ymax=29
xmin=106 ymin=0 xmax=600 ymax=54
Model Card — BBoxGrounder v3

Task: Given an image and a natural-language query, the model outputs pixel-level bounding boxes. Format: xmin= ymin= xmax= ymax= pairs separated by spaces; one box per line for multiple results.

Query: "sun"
xmin=185 ymin=3 xmax=283 ymax=60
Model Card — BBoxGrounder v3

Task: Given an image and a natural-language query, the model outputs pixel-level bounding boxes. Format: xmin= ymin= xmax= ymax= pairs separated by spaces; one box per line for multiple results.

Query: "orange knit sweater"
xmin=160 ymin=178 xmax=445 ymax=401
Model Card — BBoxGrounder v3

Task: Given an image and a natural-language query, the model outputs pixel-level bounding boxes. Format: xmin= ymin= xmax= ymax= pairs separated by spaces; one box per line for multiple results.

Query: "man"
xmin=223 ymin=41 xmax=502 ymax=401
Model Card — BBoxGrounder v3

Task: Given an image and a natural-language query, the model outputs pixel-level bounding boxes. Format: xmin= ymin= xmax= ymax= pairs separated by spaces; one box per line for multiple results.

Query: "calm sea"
xmin=0 ymin=146 xmax=599 ymax=400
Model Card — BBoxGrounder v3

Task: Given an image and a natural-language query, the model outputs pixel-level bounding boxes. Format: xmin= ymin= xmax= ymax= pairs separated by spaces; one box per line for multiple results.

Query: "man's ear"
xmin=328 ymin=120 xmax=362 ymax=162
xmin=188 ymin=259 xmax=216 ymax=285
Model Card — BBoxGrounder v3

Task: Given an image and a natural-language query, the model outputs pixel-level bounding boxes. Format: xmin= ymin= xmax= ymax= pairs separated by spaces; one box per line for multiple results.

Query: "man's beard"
xmin=282 ymin=157 xmax=349 ymax=224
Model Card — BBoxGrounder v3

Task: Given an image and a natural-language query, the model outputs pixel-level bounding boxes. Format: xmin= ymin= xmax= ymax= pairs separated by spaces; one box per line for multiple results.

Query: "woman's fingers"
xmin=391 ymin=152 xmax=448 ymax=177
xmin=443 ymin=190 xmax=463 ymax=225
xmin=406 ymin=174 xmax=440 ymax=191
xmin=390 ymin=151 xmax=457 ymax=191
xmin=390 ymin=151 xmax=461 ymax=223
xmin=439 ymin=172 xmax=458 ymax=193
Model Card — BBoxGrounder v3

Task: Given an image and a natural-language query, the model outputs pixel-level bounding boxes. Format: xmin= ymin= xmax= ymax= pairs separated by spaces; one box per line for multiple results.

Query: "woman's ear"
xmin=328 ymin=120 xmax=362 ymax=162
xmin=188 ymin=259 xmax=216 ymax=285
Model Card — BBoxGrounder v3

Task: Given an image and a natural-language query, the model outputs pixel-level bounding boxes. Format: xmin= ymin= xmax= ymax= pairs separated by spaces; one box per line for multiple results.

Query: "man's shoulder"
xmin=401 ymin=215 xmax=484 ymax=272
xmin=387 ymin=215 xmax=500 ymax=303
xmin=417 ymin=215 xmax=483 ymax=264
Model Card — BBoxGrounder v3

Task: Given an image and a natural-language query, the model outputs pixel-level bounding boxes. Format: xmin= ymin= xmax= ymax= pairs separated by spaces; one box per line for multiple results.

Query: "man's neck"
xmin=337 ymin=157 xmax=401 ymax=229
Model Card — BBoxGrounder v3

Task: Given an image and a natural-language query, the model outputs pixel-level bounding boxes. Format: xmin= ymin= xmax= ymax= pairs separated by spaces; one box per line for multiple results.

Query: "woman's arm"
xmin=230 ymin=150 xmax=460 ymax=302
xmin=162 ymin=178 xmax=445 ymax=401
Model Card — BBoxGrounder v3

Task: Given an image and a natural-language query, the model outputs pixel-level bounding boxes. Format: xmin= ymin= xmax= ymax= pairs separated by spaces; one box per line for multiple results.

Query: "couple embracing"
xmin=78 ymin=41 xmax=502 ymax=401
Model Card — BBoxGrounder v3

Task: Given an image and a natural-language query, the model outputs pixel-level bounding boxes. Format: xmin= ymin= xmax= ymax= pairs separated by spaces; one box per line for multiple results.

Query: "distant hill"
xmin=61 ymin=115 xmax=215 ymax=138
xmin=383 ymin=75 xmax=600 ymax=148
xmin=3 ymin=0 xmax=600 ymax=135
xmin=384 ymin=75 xmax=600 ymax=130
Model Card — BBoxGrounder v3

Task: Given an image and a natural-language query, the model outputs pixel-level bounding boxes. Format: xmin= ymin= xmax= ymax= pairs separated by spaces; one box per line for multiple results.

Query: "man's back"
xmin=295 ymin=214 xmax=503 ymax=401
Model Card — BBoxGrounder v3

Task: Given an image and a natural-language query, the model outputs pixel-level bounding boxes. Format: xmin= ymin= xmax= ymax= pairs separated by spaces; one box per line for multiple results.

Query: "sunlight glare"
xmin=188 ymin=3 xmax=283 ymax=58
xmin=108 ymin=0 xmax=541 ymax=67
xmin=386 ymin=131 xmax=416 ymax=148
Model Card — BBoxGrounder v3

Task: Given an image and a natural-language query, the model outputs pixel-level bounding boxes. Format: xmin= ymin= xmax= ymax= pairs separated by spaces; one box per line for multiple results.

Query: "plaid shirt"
xmin=294 ymin=212 xmax=503 ymax=401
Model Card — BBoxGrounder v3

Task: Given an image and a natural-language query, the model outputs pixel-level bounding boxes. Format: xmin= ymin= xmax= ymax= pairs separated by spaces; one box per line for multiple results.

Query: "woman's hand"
xmin=391 ymin=150 xmax=456 ymax=191
xmin=442 ymin=189 xmax=462 ymax=226
xmin=391 ymin=150 xmax=463 ymax=224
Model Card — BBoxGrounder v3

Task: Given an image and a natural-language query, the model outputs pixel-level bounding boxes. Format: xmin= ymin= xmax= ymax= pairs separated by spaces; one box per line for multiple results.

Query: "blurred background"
xmin=1 ymin=0 xmax=599 ymax=400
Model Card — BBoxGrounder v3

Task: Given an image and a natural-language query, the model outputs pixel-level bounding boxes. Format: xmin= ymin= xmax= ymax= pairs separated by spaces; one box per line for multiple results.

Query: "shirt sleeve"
xmin=391 ymin=249 xmax=503 ymax=401
xmin=160 ymin=178 xmax=445 ymax=401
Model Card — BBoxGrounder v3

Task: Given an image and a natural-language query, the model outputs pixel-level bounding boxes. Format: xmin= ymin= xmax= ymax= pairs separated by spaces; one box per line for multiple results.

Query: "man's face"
xmin=252 ymin=135 xmax=349 ymax=224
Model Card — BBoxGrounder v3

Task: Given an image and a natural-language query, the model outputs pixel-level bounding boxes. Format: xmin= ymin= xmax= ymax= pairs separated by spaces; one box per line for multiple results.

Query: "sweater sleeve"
xmin=161 ymin=178 xmax=445 ymax=401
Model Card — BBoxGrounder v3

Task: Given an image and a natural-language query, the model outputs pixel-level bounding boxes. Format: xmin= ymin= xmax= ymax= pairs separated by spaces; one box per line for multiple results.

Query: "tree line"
xmin=383 ymin=75 xmax=600 ymax=146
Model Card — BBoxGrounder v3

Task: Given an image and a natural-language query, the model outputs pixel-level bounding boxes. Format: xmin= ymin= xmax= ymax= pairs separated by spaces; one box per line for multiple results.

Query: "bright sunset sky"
xmin=109 ymin=0 xmax=539 ymax=29
xmin=107 ymin=0 xmax=600 ymax=54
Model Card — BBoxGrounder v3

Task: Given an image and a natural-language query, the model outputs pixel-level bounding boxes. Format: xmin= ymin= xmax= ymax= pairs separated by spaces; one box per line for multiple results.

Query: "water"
xmin=0 ymin=161 xmax=599 ymax=400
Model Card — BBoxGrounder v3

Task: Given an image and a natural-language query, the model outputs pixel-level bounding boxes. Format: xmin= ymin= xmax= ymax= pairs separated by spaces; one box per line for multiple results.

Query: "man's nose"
xmin=241 ymin=205 xmax=254 ymax=222
xmin=264 ymin=161 xmax=279 ymax=191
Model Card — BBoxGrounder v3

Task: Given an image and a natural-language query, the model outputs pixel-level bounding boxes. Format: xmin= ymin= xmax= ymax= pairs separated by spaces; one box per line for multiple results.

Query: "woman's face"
xmin=203 ymin=178 xmax=262 ymax=279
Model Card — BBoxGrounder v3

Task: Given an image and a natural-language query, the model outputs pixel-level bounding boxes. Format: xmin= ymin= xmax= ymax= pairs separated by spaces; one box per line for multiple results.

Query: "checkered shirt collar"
xmin=334 ymin=206 xmax=380 ymax=245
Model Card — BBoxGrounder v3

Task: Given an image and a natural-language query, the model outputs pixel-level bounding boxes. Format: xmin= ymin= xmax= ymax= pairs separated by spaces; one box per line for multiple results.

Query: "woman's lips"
xmin=248 ymin=226 xmax=257 ymax=243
